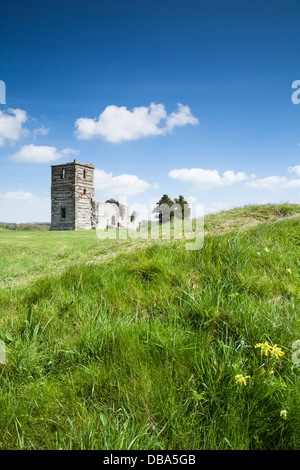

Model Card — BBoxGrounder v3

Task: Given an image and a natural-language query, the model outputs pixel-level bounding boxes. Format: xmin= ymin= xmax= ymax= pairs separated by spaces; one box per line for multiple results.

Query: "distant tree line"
xmin=0 ymin=223 xmax=50 ymax=231
xmin=152 ymin=194 xmax=191 ymax=224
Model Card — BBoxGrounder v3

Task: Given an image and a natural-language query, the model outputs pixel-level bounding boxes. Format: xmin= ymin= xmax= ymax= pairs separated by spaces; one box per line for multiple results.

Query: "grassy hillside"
xmin=0 ymin=204 xmax=299 ymax=449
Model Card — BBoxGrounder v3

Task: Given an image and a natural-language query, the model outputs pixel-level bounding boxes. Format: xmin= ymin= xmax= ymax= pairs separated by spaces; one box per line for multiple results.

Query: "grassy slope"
xmin=0 ymin=203 xmax=299 ymax=450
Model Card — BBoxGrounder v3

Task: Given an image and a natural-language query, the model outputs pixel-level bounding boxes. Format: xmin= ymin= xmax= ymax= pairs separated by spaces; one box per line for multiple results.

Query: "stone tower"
xmin=50 ymin=159 xmax=95 ymax=230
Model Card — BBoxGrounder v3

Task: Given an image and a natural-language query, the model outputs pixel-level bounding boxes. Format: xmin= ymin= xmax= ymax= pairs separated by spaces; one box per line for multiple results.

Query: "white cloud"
xmin=94 ymin=169 xmax=153 ymax=196
xmin=187 ymin=196 xmax=198 ymax=204
xmin=33 ymin=126 xmax=50 ymax=136
xmin=288 ymin=165 xmax=300 ymax=176
xmin=0 ymin=108 xmax=28 ymax=146
xmin=168 ymin=168 xmax=254 ymax=189
xmin=246 ymin=175 xmax=300 ymax=190
xmin=0 ymin=191 xmax=50 ymax=223
xmin=10 ymin=144 xmax=79 ymax=164
xmin=75 ymin=102 xmax=198 ymax=143
xmin=61 ymin=148 xmax=80 ymax=156
xmin=165 ymin=104 xmax=199 ymax=131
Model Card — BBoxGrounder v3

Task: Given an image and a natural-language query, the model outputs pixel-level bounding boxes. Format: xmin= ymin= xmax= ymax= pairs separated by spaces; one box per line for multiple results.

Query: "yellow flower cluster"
xmin=234 ymin=341 xmax=285 ymax=392
xmin=280 ymin=410 xmax=288 ymax=420
xmin=254 ymin=341 xmax=284 ymax=359
xmin=235 ymin=374 xmax=251 ymax=386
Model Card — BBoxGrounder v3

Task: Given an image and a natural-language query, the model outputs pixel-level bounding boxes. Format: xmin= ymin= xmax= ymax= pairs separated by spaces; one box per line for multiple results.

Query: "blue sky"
xmin=1 ymin=0 xmax=300 ymax=222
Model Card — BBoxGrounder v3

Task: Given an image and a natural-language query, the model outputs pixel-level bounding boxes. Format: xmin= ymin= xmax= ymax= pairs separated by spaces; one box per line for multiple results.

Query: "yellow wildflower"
xmin=280 ymin=410 xmax=288 ymax=420
xmin=235 ymin=374 xmax=251 ymax=386
xmin=255 ymin=341 xmax=272 ymax=356
xmin=269 ymin=344 xmax=284 ymax=359
xmin=286 ymin=268 xmax=292 ymax=274
xmin=254 ymin=342 xmax=284 ymax=359
xmin=265 ymin=248 xmax=269 ymax=252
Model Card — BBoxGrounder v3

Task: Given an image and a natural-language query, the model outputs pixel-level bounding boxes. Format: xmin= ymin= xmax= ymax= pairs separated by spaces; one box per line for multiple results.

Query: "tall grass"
xmin=0 ymin=209 xmax=299 ymax=449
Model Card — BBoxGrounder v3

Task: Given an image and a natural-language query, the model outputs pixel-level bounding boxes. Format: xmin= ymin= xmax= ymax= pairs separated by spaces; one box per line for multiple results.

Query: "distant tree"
xmin=130 ymin=211 xmax=138 ymax=222
xmin=174 ymin=195 xmax=191 ymax=219
xmin=153 ymin=194 xmax=191 ymax=224
xmin=152 ymin=194 xmax=175 ymax=224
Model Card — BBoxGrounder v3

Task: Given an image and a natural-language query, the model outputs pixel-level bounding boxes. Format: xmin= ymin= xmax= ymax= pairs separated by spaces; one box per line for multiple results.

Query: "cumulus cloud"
xmin=10 ymin=144 xmax=79 ymax=164
xmin=33 ymin=126 xmax=50 ymax=136
xmin=246 ymin=175 xmax=300 ymax=190
xmin=94 ymin=169 xmax=153 ymax=196
xmin=0 ymin=190 xmax=50 ymax=223
xmin=75 ymin=103 xmax=198 ymax=143
xmin=168 ymin=168 xmax=254 ymax=189
xmin=288 ymin=165 xmax=300 ymax=177
xmin=0 ymin=108 xmax=28 ymax=146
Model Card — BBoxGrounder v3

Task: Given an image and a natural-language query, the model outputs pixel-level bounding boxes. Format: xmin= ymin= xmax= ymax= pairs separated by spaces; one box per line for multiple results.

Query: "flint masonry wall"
xmin=74 ymin=162 xmax=95 ymax=230
xmin=96 ymin=202 xmax=138 ymax=230
xmin=50 ymin=160 xmax=94 ymax=231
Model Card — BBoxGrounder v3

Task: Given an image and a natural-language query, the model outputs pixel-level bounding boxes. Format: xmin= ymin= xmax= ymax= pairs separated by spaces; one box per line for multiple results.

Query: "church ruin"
xmin=50 ymin=160 xmax=138 ymax=231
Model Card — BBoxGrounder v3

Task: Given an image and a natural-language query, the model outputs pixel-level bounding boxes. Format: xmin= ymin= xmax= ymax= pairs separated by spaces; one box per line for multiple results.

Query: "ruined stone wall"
xmin=96 ymin=201 xmax=139 ymax=230
xmin=91 ymin=199 xmax=100 ymax=229
xmin=96 ymin=202 xmax=121 ymax=229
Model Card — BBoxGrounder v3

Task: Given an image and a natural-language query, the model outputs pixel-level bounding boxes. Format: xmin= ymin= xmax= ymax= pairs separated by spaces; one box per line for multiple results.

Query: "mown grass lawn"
xmin=0 ymin=228 xmax=134 ymax=286
xmin=0 ymin=204 xmax=299 ymax=449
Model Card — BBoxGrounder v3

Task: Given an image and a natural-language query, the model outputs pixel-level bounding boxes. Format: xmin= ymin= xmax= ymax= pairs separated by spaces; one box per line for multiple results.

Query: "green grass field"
xmin=0 ymin=203 xmax=299 ymax=449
